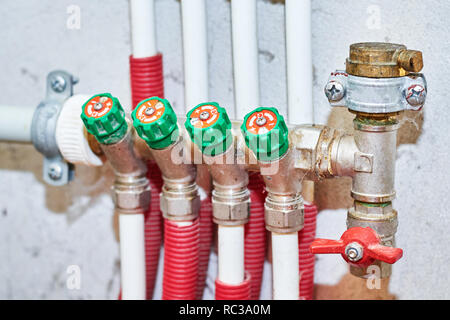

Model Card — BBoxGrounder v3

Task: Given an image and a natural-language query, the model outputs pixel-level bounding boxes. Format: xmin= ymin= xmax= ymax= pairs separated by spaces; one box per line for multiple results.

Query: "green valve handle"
xmin=80 ymin=93 xmax=127 ymax=145
xmin=131 ymin=97 xmax=179 ymax=149
xmin=184 ymin=102 xmax=232 ymax=156
xmin=241 ymin=107 xmax=289 ymax=162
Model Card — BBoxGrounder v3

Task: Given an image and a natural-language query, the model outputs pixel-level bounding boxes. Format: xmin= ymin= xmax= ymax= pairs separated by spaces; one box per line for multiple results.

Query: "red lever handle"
xmin=310 ymin=227 xmax=403 ymax=266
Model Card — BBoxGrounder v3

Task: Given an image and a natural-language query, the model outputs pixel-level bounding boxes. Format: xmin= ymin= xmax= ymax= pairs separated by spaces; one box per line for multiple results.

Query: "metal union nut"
xmin=212 ymin=199 xmax=250 ymax=225
xmin=160 ymin=195 xmax=200 ymax=220
xmin=265 ymin=206 xmax=304 ymax=233
xmin=112 ymin=185 xmax=150 ymax=211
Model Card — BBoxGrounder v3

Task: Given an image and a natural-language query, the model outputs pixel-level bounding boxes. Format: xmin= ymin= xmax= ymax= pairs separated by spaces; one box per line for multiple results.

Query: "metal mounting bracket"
xmin=31 ymin=70 xmax=77 ymax=186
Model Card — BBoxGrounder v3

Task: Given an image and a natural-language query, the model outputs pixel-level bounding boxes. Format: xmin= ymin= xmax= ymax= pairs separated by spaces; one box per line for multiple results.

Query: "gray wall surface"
xmin=0 ymin=0 xmax=449 ymax=299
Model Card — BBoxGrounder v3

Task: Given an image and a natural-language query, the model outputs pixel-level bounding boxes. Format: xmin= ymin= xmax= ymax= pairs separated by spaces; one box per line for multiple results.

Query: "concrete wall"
xmin=0 ymin=0 xmax=449 ymax=299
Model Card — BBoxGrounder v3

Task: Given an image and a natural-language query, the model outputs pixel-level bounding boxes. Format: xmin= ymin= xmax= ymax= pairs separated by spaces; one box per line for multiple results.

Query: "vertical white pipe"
xmin=119 ymin=214 xmax=146 ymax=300
xmin=286 ymin=0 xmax=313 ymax=124
xmin=0 ymin=105 xmax=35 ymax=143
xmin=129 ymin=0 xmax=157 ymax=58
xmin=272 ymin=232 xmax=299 ymax=300
xmin=181 ymin=0 xmax=209 ymax=111
xmin=218 ymin=225 xmax=245 ymax=285
xmin=231 ymin=0 xmax=260 ymax=119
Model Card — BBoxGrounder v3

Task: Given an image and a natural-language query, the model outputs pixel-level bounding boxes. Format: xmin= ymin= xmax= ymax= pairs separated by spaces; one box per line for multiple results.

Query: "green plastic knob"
xmin=81 ymin=93 xmax=127 ymax=145
xmin=184 ymin=102 xmax=232 ymax=156
xmin=241 ymin=107 xmax=289 ymax=161
xmin=131 ymin=97 xmax=179 ymax=149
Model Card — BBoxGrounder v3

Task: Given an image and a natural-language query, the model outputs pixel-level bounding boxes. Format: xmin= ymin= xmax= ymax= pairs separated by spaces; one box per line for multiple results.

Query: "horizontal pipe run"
xmin=0 ymin=105 xmax=36 ymax=143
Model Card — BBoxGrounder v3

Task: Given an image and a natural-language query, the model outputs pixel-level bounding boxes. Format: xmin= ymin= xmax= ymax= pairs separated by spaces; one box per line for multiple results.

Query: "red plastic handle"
xmin=310 ymin=227 xmax=403 ymax=266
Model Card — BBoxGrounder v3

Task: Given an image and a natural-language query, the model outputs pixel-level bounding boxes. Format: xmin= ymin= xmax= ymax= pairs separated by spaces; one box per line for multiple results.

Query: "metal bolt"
xmin=48 ymin=163 xmax=62 ymax=180
xmin=50 ymin=75 xmax=67 ymax=93
xmin=345 ymin=242 xmax=364 ymax=262
xmin=324 ymin=81 xmax=345 ymax=102
xmin=405 ymin=85 xmax=426 ymax=108
xmin=145 ymin=107 xmax=155 ymax=116
xmin=256 ymin=116 xmax=267 ymax=126
xmin=199 ymin=111 xmax=210 ymax=120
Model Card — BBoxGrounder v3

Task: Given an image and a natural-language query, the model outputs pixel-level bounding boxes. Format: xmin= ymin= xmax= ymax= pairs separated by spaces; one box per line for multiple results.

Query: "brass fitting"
xmin=346 ymin=42 xmax=423 ymax=78
xmin=100 ymin=125 xmax=151 ymax=215
xmin=144 ymin=135 xmax=200 ymax=221
xmin=206 ymin=143 xmax=250 ymax=226
xmin=323 ymin=42 xmax=427 ymax=279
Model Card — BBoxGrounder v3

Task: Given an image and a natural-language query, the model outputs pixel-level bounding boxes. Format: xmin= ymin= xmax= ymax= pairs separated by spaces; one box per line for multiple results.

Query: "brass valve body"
xmin=346 ymin=42 xmax=423 ymax=78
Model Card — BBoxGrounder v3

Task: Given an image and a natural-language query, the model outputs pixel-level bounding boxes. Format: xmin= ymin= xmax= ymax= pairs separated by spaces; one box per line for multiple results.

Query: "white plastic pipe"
xmin=286 ymin=0 xmax=313 ymax=124
xmin=181 ymin=0 xmax=209 ymax=111
xmin=129 ymin=0 xmax=157 ymax=58
xmin=119 ymin=214 xmax=146 ymax=300
xmin=271 ymin=232 xmax=299 ymax=300
xmin=218 ymin=225 xmax=245 ymax=285
xmin=0 ymin=105 xmax=36 ymax=143
xmin=231 ymin=0 xmax=260 ymax=118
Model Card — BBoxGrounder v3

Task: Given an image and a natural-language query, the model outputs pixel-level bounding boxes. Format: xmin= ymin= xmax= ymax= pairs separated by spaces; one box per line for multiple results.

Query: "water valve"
xmin=241 ymin=107 xmax=289 ymax=162
xmin=310 ymin=227 xmax=403 ymax=267
xmin=185 ymin=102 xmax=232 ymax=156
xmin=131 ymin=97 xmax=179 ymax=149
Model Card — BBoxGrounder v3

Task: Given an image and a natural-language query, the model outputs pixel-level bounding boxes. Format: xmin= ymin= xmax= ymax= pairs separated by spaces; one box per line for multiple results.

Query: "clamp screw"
xmin=255 ymin=116 xmax=267 ymax=126
xmin=145 ymin=107 xmax=155 ymax=116
xmin=345 ymin=242 xmax=364 ymax=262
xmin=199 ymin=111 xmax=210 ymax=120
xmin=405 ymin=85 xmax=426 ymax=108
xmin=48 ymin=163 xmax=62 ymax=180
xmin=50 ymin=75 xmax=67 ymax=93
xmin=324 ymin=81 xmax=345 ymax=102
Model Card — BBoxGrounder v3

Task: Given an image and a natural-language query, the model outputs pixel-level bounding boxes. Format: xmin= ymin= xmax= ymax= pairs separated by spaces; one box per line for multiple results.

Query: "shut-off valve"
xmin=312 ymin=42 xmax=427 ymax=278
xmin=310 ymin=227 xmax=403 ymax=267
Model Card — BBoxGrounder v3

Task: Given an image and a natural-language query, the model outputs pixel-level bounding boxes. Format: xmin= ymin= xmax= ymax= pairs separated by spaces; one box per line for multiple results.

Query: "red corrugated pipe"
xmin=127 ymin=54 xmax=165 ymax=300
xmin=145 ymin=162 xmax=163 ymax=299
xmin=197 ymin=195 xmax=213 ymax=299
xmin=298 ymin=202 xmax=318 ymax=300
xmin=215 ymin=272 xmax=252 ymax=300
xmin=162 ymin=218 xmax=200 ymax=300
xmin=245 ymin=173 xmax=267 ymax=300
xmin=130 ymin=54 xmax=164 ymax=105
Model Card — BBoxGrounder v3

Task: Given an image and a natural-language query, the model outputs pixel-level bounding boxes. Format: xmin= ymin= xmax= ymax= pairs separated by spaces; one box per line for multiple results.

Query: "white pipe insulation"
xmin=129 ymin=0 xmax=157 ymax=58
xmin=119 ymin=214 xmax=146 ymax=300
xmin=181 ymin=0 xmax=209 ymax=111
xmin=218 ymin=225 xmax=245 ymax=285
xmin=286 ymin=0 xmax=313 ymax=124
xmin=231 ymin=0 xmax=260 ymax=119
xmin=271 ymin=232 xmax=300 ymax=300
xmin=0 ymin=105 xmax=36 ymax=143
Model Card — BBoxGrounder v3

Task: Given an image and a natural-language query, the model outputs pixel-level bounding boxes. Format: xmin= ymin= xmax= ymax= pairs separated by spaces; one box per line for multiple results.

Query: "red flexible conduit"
xmin=215 ymin=273 xmax=252 ymax=300
xmin=197 ymin=195 xmax=213 ymax=299
xmin=163 ymin=218 xmax=200 ymax=300
xmin=145 ymin=162 xmax=163 ymax=299
xmin=298 ymin=202 xmax=318 ymax=300
xmin=245 ymin=173 xmax=267 ymax=300
xmin=128 ymin=54 xmax=165 ymax=300
xmin=130 ymin=54 xmax=164 ymax=106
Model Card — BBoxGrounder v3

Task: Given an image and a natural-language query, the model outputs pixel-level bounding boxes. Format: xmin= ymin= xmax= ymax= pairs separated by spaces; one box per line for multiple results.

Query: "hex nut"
xmin=160 ymin=195 xmax=200 ymax=220
xmin=113 ymin=185 xmax=150 ymax=211
xmin=265 ymin=205 xmax=304 ymax=233
xmin=212 ymin=199 xmax=250 ymax=225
